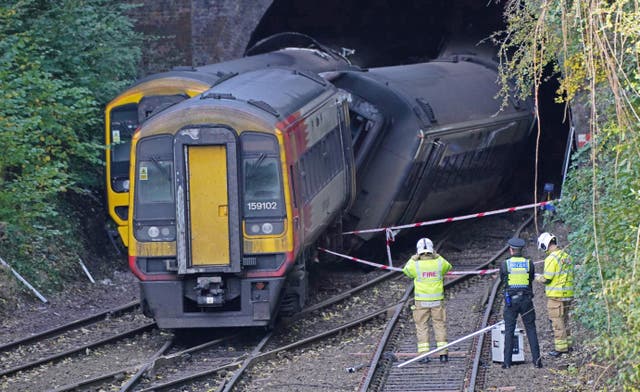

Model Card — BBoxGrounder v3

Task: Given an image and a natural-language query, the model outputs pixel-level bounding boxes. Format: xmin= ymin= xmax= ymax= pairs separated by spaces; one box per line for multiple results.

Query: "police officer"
xmin=536 ymin=232 xmax=574 ymax=357
xmin=500 ymin=237 xmax=542 ymax=368
xmin=403 ymin=238 xmax=452 ymax=363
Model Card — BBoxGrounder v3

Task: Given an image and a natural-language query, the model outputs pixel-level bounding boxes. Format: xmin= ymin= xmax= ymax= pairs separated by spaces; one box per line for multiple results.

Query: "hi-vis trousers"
xmin=547 ymin=297 xmax=573 ymax=352
xmin=412 ymin=300 xmax=447 ymax=354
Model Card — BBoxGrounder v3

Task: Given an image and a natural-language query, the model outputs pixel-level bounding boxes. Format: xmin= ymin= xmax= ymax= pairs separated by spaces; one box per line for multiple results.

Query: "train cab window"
xmin=110 ymin=104 xmax=138 ymax=192
xmin=241 ymin=133 xmax=285 ymax=219
xmin=134 ymin=135 xmax=176 ymax=222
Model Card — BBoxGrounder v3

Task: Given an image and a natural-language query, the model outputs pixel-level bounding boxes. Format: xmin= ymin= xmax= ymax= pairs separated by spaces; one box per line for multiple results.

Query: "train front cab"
xmin=106 ymin=77 xmax=212 ymax=247
xmin=129 ymin=126 xmax=294 ymax=328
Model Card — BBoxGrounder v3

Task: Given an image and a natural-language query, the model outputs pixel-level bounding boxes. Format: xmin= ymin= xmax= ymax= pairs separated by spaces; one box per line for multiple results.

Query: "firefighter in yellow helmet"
xmin=536 ymin=232 xmax=575 ymax=357
xmin=402 ymin=237 xmax=452 ymax=363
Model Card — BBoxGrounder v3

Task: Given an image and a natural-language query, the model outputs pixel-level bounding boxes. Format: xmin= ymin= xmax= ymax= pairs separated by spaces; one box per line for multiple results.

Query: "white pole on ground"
xmin=0 ymin=255 xmax=48 ymax=303
xmin=398 ymin=320 xmax=505 ymax=367
xmin=78 ymin=257 xmax=96 ymax=283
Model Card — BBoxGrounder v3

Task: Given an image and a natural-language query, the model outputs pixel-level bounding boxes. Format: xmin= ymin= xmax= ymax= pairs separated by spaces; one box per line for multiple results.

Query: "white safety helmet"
xmin=537 ymin=232 xmax=557 ymax=251
xmin=416 ymin=238 xmax=434 ymax=255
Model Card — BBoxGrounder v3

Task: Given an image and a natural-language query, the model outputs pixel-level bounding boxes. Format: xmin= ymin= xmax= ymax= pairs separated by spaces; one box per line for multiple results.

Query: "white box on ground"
xmin=491 ymin=324 xmax=525 ymax=362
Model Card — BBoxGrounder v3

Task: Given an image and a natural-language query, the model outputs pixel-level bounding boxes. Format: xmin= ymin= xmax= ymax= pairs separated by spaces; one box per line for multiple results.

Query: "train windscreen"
xmin=241 ymin=132 xmax=285 ymax=235
xmin=110 ymin=104 xmax=138 ymax=192
xmin=134 ymin=135 xmax=176 ymax=222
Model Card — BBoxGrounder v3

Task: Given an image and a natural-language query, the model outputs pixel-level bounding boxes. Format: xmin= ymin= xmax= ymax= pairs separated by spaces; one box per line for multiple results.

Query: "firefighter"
xmin=536 ymin=232 xmax=574 ymax=357
xmin=500 ymin=237 xmax=542 ymax=369
xmin=402 ymin=237 xmax=452 ymax=363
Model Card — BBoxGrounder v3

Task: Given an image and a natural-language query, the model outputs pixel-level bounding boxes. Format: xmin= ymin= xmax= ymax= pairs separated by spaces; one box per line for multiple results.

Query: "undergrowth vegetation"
xmin=496 ymin=1 xmax=640 ymax=389
xmin=0 ymin=1 xmax=141 ymax=292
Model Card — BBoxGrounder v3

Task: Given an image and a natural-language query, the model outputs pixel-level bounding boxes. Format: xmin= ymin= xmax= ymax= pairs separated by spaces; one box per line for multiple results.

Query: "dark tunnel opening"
xmin=249 ymin=0 xmax=571 ymax=210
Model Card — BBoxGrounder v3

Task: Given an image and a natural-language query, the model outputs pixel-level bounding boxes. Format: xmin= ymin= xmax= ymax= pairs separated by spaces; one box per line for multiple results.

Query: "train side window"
xmin=297 ymin=127 xmax=344 ymax=204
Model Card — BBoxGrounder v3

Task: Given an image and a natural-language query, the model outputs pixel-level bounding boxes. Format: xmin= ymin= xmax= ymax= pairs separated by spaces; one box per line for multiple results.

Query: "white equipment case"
xmin=491 ymin=324 xmax=525 ymax=363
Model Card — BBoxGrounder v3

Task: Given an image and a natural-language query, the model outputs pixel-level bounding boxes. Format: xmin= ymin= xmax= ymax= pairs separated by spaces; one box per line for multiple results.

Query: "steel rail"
xmin=291 ymin=270 xmax=398 ymax=319
xmin=0 ymin=300 xmax=140 ymax=352
xmin=0 ymin=321 xmax=155 ymax=378
xmin=118 ymin=339 xmax=173 ymax=391
xmin=50 ymin=333 xmax=242 ymax=392
xmin=357 ymin=229 xmax=453 ymax=391
xmin=128 ymin=304 xmax=401 ymax=392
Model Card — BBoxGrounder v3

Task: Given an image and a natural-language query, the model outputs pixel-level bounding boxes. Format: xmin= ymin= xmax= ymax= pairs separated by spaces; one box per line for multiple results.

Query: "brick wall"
xmin=127 ymin=0 xmax=272 ymax=73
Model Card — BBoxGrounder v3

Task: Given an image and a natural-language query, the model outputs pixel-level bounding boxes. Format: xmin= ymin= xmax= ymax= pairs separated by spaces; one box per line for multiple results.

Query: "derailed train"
xmin=126 ymin=53 xmax=534 ymax=328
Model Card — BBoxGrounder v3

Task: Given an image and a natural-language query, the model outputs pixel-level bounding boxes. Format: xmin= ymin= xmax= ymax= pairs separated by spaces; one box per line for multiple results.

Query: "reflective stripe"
xmin=546 ymin=286 xmax=574 ymax=291
xmin=416 ymin=292 xmax=444 ymax=300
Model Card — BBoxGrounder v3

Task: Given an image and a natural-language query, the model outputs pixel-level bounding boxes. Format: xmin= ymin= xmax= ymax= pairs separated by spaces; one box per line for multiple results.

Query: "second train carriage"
xmin=106 ymin=34 xmax=352 ymax=247
xmin=128 ymin=67 xmax=355 ymax=328
xmin=329 ymin=54 xmax=535 ymax=249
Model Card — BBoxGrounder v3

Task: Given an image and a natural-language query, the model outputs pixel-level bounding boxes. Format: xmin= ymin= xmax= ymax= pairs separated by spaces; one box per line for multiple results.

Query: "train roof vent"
xmin=293 ymin=69 xmax=327 ymax=86
xmin=247 ymin=99 xmax=280 ymax=117
xmin=416 ymin=98 xmax=437 ymax=125
xmin=201 ymin=92 xmax=236 ymax=100
xmin=171 ymin=66 xmax=197 ymax=71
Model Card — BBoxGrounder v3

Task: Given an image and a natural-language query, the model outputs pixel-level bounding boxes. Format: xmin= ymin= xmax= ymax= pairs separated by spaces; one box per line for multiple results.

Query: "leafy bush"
xmin=497 ymin=1 xmax=640 ymax=389
xmin=0 ymin=0 xmax=141 ymax=290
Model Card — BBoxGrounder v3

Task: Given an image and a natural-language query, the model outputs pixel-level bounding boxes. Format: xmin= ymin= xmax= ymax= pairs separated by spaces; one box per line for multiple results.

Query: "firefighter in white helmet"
xmin=402 ymin=237 xmax=452 ymax=363
xmin=536 ymin=232 xmax=575 ymax=357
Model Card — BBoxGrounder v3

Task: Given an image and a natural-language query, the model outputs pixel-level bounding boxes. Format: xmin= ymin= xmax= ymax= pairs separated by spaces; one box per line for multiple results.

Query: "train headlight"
xmin=134 ymin=224 xmax=176 ymax=242
xmin=245 ymin=220 xmax=284 ymax=236
xmin=112 ymin=178 xmax=130 ymax=192
xmin=148 ymin=226 xmax=160 ymax=238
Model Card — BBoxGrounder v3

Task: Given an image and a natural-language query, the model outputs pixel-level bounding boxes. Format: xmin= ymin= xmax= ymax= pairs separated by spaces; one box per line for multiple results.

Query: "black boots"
xmin=501 ymin=363 xmax=511 ymax=369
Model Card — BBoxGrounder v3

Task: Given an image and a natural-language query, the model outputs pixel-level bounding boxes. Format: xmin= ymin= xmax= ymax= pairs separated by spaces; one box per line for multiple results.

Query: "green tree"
xmin=0 ymin=0 xmax=141 ymax=289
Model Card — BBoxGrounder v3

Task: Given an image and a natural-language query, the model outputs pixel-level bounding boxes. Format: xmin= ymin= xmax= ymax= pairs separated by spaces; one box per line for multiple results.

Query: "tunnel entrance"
xmin=249 ymin=0 xmax=571 ymax=204
xmin=249 ymin=0 xmax=506 ymax=67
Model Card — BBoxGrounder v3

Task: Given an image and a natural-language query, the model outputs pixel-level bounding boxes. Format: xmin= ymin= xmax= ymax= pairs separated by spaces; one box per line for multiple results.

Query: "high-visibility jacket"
xmin=543 ymin=249 xmax=574 ymax=298
xmin=403 ymin=254 xmax=452 ymax=301
xmin=505 ymin=256 xmax=531 ymax=289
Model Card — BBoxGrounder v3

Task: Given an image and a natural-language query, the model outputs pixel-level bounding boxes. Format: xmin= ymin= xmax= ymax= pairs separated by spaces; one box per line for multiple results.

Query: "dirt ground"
xmin=0 ymin=220 xmax=618 ymax=391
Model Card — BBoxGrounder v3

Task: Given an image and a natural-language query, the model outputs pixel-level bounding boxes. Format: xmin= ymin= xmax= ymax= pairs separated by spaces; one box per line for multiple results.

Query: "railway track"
xmin=0 ymin=212 xmax=534 ymax=391
xmin=0 ymin=301 xmax=165 ymax=391
xmin=362 ymin=213 xmax=533 ymax=392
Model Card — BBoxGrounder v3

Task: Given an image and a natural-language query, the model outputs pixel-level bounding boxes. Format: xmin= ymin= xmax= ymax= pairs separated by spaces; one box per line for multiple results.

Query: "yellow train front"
xmin=128 ymin=67 xmax=355 ymax=328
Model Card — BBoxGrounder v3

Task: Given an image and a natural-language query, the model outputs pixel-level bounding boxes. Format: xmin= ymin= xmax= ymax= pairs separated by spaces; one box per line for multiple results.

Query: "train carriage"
xmin=106 ymin=34 xmax=352 ymax=247
xmin=330 ymin=55 xmax=535 ymax=248
xmin=128 ymin=67 xmax=355 ymax=328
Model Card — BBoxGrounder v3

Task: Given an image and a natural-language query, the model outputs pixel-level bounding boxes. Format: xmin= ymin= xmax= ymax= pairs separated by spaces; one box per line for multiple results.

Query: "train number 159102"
xmin=247 ymin=201 xmax=278 ymax=210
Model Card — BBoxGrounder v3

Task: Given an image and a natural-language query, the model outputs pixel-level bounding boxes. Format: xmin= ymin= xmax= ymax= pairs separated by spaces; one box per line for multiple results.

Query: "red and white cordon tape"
xmin=342 ymin=200 xmax=558 ymax=235
xmin=318 ymin=247 xmax=499 ymax=276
